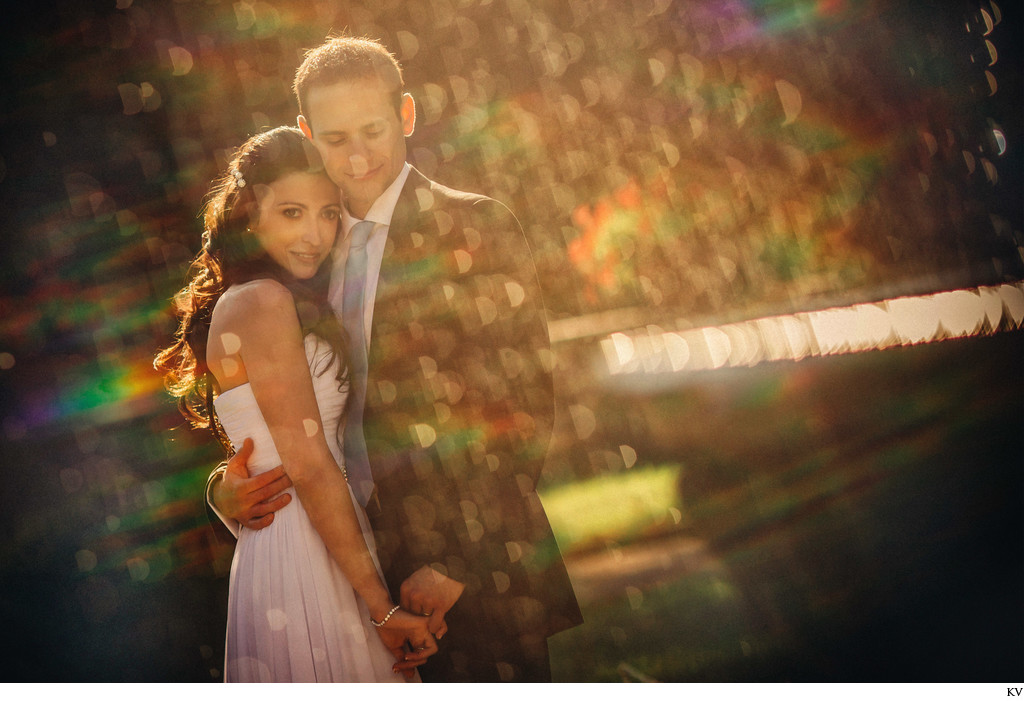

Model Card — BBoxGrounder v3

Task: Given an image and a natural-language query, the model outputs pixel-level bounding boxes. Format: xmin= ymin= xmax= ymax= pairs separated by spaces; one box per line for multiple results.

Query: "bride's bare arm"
xmin=209 ymin=280 xmax=435 ymax=667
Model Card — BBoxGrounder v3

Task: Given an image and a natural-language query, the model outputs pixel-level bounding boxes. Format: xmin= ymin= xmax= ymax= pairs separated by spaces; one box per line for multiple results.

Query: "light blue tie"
xmin=341 ymin=220 xmax=375 ymax=506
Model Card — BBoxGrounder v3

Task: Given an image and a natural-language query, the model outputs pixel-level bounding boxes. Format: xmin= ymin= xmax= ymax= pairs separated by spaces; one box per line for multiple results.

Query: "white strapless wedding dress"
xmin=214 ymin=334 xmax=410 ymax=682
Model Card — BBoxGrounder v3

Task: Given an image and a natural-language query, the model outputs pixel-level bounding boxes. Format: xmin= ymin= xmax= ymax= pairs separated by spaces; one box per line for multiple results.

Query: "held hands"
xmin=400 ymin=565 xmax=465 ymax=639
xmin=374 ymin=606 xmax=437 ymax=678
xmin=212 ymin=438 xmax=293 ymax=529
xmin=375 ymin=564 xmax=465 ymax=678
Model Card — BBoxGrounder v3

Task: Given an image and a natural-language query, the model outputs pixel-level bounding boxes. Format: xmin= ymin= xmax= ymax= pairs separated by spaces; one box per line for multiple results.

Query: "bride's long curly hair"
xmin=154 ymin=126 xmax=347 ymax=452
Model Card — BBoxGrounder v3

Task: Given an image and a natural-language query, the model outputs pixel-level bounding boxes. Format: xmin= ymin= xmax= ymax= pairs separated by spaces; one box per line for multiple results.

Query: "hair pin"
xmin=231 ymin=168 xmax=247 ymax=189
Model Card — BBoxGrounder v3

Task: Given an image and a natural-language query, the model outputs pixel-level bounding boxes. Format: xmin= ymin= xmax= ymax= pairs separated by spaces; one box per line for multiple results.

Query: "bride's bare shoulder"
xmin=212 ymin=279 xmax=297 ymax=332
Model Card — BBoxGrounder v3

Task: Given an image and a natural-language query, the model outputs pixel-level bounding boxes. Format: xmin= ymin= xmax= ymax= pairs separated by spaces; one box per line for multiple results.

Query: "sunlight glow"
xmin=601 ymin=282 xmax=1024 ymax=375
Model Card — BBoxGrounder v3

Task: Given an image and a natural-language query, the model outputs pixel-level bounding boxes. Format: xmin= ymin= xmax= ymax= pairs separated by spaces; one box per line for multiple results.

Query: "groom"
xmin=207 ymin=35 xmax=582 ymax=682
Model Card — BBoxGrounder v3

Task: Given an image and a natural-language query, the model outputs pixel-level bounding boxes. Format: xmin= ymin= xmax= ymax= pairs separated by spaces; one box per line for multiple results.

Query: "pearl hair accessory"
xmin=231 ymin=168 xmax=246 ymax=189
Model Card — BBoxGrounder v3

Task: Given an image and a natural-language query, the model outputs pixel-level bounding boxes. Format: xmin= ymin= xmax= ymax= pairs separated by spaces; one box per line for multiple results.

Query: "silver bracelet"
xmin=371 ymin=604 xmax=401 ymax=628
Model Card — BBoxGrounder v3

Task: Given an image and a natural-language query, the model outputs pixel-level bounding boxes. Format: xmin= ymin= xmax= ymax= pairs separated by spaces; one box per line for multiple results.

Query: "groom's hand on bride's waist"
xmin=212 ymin=437 xmax=294 ymax=530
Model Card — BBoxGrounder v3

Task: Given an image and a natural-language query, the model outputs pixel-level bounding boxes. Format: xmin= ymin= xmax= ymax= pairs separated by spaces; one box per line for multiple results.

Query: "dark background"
xmin=0 ymin=0 xmax=1020 ymax=681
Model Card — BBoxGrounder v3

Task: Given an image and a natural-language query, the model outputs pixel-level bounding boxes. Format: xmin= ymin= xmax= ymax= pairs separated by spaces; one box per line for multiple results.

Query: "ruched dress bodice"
xmin=215 ymin=334 xmax=347 ymax=483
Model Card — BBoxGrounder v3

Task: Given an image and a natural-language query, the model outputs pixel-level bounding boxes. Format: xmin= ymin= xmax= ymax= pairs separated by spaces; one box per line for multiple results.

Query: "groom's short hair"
xmin=293 ymin=36 xmax=405 ymax=125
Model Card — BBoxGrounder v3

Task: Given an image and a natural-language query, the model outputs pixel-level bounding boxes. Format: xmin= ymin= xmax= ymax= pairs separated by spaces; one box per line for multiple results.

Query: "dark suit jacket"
xmin=363 ymin=167 xmax=582 ymax=674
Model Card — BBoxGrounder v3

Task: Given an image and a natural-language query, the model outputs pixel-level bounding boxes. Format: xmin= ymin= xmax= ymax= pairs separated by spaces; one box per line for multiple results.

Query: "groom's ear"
xmin=400 ymin=93 xmax=415 ymax=137
xmin=297 ymin=115 xmax=313 ymax=140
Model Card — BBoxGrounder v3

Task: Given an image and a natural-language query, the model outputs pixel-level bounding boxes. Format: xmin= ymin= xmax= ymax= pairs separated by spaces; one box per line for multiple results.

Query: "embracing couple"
xmin=155 ymin=36 xmax=581 ymax=682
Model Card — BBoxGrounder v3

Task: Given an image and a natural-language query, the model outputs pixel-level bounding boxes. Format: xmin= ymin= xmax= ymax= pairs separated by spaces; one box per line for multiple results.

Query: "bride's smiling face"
xmin=251 ymin=171 xmax=341 ymax=279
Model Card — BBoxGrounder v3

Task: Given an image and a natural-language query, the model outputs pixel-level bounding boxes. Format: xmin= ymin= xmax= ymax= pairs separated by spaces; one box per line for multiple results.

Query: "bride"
xmin=155 ymin=126 xmax=434 ymax=682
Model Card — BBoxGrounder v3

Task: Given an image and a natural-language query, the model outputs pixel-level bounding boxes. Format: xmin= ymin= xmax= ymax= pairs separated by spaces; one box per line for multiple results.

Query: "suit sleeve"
xmin=429 ymin=198 xmax=560 ymax=624
xmin=467 ymin=198 xmax=554 ymax=485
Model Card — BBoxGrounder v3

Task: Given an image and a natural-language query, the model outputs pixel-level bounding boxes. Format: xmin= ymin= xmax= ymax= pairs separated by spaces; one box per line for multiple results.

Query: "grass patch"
xmin=540 ymin=463 xmax=684 ymax=554
xmin=549 ymin=571 xmax=765 ymax=682
xmin=540 ymin=465 xmax=779 ymax=681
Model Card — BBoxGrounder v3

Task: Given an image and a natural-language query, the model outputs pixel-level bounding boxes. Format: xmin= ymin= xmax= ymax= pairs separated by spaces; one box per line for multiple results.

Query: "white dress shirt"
xmin=328 ymin=162 xmax=412 ymax=347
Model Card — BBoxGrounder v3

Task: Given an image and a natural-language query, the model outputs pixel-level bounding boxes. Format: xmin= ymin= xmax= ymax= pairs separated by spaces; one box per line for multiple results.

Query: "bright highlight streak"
xmin=600 ymin=282 xmax=1024 ymax=376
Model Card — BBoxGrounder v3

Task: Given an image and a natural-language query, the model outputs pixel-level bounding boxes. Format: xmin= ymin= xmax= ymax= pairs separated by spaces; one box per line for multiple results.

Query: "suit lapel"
xmin=369 ymin=167 xmax=433 ymax=357
xmin=387 ymin=167 xmax=430 ymax=249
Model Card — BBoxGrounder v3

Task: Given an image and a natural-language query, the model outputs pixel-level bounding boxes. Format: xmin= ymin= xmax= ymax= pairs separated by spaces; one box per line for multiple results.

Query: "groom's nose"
xmin=348 ymin=152 xmax=370 ymax=178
